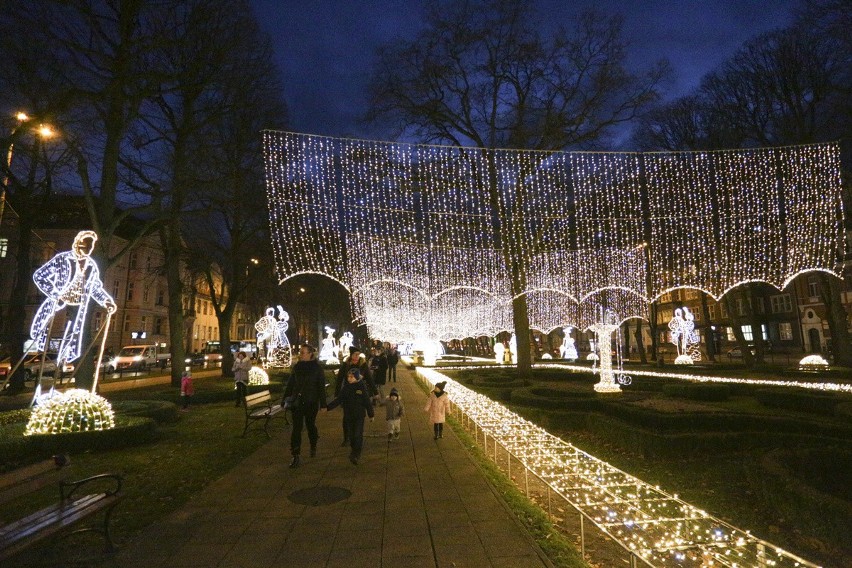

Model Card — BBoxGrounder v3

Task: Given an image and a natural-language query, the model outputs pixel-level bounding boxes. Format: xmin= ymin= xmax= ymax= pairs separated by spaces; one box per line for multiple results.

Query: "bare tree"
xmin=367 ymin=0 xmax=668 ymax=373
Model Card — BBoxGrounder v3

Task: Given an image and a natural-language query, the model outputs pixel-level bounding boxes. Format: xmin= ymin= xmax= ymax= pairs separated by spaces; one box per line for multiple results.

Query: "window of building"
xmin=720 ymin=302 xmax=729 ymax=318
xmin=157 ymin=289 xmax=165 ymax=306
xmin=140 ymin=316 xmax=147 ymax=331
xmin=807 ymin=276 xmax=820 ymax=298
xmin=755 ymin=298 xmax=765 ymax=314
xmin=129 ymin=252 xmax=137 ymax=269
xmin=94 ymin=311 xmax=103 ymax=331
xmin=155 ymin=318 xmax=163 ymax=335
xmin=779 ymin=322 xmax=793 ymax=341
xmin=113 ymin=280 xmax=120 ymax=298
xmin=123 ymin=314 xmax=131 ymax=332
xmin=691 ymin=308 xmax=701 ymax=321
xmin=726 ymin=327 xmax=736 ymax=341
xmin=127 ymin=282 xmax=134 ymax=301
xmin=685 ymin=289 xmax=698 ymax=300
xmin=0 ymin=237 xmax=7 ymax=258
xmin=143 ymin=286 xmax=150 ymax=303
xmin=707 ymin=304 xmax=717 ymax=320
xmin=659 ymin=292 xmax=671 ymax=303
xmin=741 ymin=325 xmax=753 ymax=341
xmin=659 ymin=309 xmax=673 ymax=324
xmin=770 ymin=294 xmax=792 ymax=313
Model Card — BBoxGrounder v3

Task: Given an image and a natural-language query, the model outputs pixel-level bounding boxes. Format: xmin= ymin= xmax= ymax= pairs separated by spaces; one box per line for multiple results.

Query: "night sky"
xmin=250 ymin=0 xmax=798 ymax=144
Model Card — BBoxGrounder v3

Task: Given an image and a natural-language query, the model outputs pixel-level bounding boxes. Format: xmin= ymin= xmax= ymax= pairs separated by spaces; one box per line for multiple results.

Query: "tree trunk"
xmin=511 ymin=294 xmax=532 ymax=375
xmin=819 ymin=273 xmax=852 ymax=366
xmin=634 ymin=318 xmax=647 ymax=363
xmin=163 ymin=220 xmax=186 ymax=387
xmin=5 ymin=212 xmax=35 ymax=393
xmin=723 ymin=292 xmax=755 ymax=367
xmin=700 ymin=292 xmax=716 ymax=361
xmin=648 ymin=302 xmax=659 ymax=361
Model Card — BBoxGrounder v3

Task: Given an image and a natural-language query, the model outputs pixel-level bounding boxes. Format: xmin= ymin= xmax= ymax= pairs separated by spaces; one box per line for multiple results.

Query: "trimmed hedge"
xmin=754 ymin=388 xmax=852 ymax=416
xmin=661 ymin=382 xmax=730 ymax=401
xmin=0 ymin=415 xmax=157 ymax=469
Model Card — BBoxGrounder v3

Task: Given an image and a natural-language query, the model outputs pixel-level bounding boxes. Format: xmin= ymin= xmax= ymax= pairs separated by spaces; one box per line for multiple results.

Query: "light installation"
xmin=417 ymin=367 xmax=822 ymax=567
xmin=798 ymin=355 xmax=829 ymax=368
xmin=263 ymin=132 xmax=843 ymax=368
xmin=338 ymin=331 xmax=354 ymax=360
xmin=319 ymin=326 xmax=337 ymax=363
xmin=248 ymin=366 xmax=269 ymax=386
xmin=255 ymin=305 xmax=291 ymax=368
xmin=24 ymin=231 xmax=118 ymax=434
xmin=25 ymin=389 xmax=115 ymax=435
xmin=669 ymin=307 xmax=701 ymax=364
xmin=560 ymin=327 xmax=578 ymax=361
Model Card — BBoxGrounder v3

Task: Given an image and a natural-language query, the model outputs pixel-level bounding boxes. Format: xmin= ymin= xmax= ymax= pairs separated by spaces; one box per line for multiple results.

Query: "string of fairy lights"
xmin=417 ymin=367 xmax=823 ymax=567
xmin=262 ymin=132 xmax=843 ymax=340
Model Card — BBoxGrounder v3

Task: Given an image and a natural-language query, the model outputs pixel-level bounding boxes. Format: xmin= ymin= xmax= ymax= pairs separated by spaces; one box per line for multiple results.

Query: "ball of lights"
xmin=24 ymin=389 xmax=115 ymax=435
xmin=799 ymin=354 xmax=829 ymax=368
xmin=248 ymin=366 xmax=269 ymax=386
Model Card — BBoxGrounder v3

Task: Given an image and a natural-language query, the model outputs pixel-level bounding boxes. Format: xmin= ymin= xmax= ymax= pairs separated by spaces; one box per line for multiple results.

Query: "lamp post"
xmin=0 ymin=113 xmax=55 ymax=228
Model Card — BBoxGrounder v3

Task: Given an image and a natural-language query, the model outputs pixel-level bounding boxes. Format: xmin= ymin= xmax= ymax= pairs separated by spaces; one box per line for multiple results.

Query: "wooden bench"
xmin=0 ymin=455 xmax=123 ymax=561
xmin=242 ymin=390 xmax=288 ymax=438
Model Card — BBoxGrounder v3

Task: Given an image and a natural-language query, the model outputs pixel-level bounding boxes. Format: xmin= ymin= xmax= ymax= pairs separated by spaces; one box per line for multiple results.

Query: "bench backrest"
xmin=0 ymin=459 xmax=69 ymax=506
xmin=244 ymin=390 xmax=272 ymax=409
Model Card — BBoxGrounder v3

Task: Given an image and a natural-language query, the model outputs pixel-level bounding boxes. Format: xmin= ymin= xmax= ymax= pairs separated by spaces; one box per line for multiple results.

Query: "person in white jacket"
xmin=424 ymin=381 xmax=451 ymax=440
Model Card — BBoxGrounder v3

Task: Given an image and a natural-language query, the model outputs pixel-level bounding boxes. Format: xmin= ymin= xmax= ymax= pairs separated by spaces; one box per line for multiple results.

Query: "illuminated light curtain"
xmin=263 ymin=132 xmax=348 ymax=288
xmin=264 ymin=132 xmax=844 ymax=336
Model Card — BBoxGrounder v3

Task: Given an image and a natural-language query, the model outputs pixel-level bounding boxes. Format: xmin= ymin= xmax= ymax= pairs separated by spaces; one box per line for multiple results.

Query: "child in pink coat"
xmin=424 ymin=381 xmax=451 ymax=440
xmin=180 ymin=371 xmax=194 ymax=410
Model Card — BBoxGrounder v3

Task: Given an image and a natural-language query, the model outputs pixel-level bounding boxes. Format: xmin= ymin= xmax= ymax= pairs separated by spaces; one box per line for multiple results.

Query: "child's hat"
xmin=349 ymin=345 xmax=360 ymax=354
xmin=348 ymin=368 xmax=361 ymax=380
xmin=435 ymin=381 xmax=447 ymax=390
xmin=389 ymin=388 xmax=399 ymax=397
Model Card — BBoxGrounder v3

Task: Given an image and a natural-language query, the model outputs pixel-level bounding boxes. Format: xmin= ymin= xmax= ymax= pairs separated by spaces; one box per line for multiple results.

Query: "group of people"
xmin=232 ymin=340 xmax=447 ymax=468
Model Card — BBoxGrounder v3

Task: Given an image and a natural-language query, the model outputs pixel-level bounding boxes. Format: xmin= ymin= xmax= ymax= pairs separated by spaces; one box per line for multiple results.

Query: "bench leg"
xmin=59 ymin=500 xmax=120 ymax=553
xmin=262 ymin=416 xmax=272 ymax=438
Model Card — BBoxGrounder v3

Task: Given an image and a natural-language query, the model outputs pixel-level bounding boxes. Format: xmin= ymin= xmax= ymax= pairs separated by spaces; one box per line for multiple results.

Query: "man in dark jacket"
xmin=326 ymin=367 xmax=374 ymax=465
xmin=386 ymin=343 xmax=399 ymax=382
xmin=284 ymin=344 xmax=328 ymax=468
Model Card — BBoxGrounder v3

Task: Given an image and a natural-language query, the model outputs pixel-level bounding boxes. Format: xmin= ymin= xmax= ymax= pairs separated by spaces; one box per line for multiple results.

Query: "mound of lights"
xmin=248 ymin=366 xmax=269 ymax=386
xmin=798 ymin=355 xmax=829 ymax=368
xmin=24 ymin=389 xmax=115 ymax=436
xmin=264 ymin=132 xmax=842 ymax=343
xmin=417 ymin=367 xmax=821 ymax=567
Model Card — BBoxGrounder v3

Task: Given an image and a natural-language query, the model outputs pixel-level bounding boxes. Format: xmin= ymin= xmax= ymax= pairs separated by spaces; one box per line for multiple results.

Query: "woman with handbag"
xmin=284 ymin=344 xmax=327 ymax=468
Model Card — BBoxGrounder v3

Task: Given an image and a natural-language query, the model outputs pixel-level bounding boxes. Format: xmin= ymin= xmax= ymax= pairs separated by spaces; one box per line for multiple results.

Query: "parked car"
xmin=0 ymin=353 xmax=59 ymax=380
xmin=726 ymin=346 xmax=755 ymax=358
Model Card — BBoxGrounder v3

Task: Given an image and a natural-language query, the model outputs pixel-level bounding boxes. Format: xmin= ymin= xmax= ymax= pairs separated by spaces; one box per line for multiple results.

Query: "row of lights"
xmin=417 ymin=366 xmax=822 ymax=567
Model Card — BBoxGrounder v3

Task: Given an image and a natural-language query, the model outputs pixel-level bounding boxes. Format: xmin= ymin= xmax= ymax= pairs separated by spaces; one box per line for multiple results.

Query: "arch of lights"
xmin=263 ymin=132 xmax=843 ymax=340
xmin=417 ymin=366 xmax=823 ymax=567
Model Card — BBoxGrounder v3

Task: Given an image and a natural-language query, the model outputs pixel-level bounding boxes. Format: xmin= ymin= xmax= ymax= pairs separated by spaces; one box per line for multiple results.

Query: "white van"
xmin=108 ymin=345 xmax=170 ymax=373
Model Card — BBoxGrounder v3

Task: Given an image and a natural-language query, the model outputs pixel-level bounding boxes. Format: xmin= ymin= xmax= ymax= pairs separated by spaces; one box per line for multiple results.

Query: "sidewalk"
xmin=114 ymin=366 xmax=553 ymax=568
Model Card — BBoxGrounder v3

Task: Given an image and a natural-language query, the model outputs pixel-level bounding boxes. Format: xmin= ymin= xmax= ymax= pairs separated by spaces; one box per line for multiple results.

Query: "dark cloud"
xmin=252 ymin=0 xmax=797 ymax=140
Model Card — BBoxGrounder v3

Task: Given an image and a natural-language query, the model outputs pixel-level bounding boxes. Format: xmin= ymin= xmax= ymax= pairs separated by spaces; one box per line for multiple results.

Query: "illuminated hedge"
xmin=24 ymin=389 xmax=115 ymax=435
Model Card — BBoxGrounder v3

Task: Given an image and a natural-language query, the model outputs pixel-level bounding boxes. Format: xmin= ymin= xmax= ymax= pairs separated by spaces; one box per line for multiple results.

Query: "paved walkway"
xmin=114 ymin=366 xmax=553 ymax=568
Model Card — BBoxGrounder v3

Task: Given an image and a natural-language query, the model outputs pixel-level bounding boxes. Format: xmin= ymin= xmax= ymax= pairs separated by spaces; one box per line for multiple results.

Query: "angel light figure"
xmin=338 ymin=331 xmax=354 ymax=361
xmin=560 ymin=326 xmax=578 ymax=361
xmin=669 ymin=306 xmax=701 ymax=364
xmin=319 ymin=326 xmax=337 ymax=363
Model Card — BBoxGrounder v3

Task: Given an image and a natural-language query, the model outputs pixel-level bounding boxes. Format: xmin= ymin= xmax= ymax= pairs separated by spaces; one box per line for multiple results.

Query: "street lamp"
xmin=0 ymin=112 xmax=56 ymax=228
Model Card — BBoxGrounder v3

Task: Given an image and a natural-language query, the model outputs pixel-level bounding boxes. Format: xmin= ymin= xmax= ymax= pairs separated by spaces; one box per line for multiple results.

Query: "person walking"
xmin=284 ymin=344 xmax=328 ymax=468
xmin=335 ymin=346 xmax=373 ymax=445
xmin=424 ymin=381 xmax=451 ymax=440
xmin=386 ymin=343 xmax=399 ymax=383
xmin=385 ymin=387 xmax=404 ymax=441
xmin=232 ymin=351 xmax=251 ymax=406
xmin=326 ymin=368 xmax=374 ymax=465
xmin=180 ymin=371 xmax=194 ymax=411
xmin=369 ymin=346 xmax=388 ymax=404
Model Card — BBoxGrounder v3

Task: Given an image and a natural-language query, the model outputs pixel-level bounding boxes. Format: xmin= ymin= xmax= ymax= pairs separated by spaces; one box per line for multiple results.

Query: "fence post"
xmin=580 ymin=513 xmax=586 ymax=557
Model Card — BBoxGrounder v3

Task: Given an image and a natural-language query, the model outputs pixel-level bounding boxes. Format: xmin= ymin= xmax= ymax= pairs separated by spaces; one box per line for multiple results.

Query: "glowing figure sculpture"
xmin=669 ymin=306 xmax=700 ymax=364
xmin=248 ymin=366 xmax=270 ymax=386
xmin=319 ymin=326 xmax=337 ymax=363
xmin=255 ymin=307 xmax=279 ymax=364
xmin=587 ymin=338 xmax=599 ymax=361
xmin=560 ymin=326 xmax=578 ymax=361
xmin=24 ymin=389 xmax=115 ymax=435
xmin=339 ymin=331 xmax=353 ymax=360
xmin=493 ymin=341 xmax=505 ymax=364
xmin=30 ymin=230 xmax=117 ymax=368
xmin=509 ymin=333 xmax=518 ymax=365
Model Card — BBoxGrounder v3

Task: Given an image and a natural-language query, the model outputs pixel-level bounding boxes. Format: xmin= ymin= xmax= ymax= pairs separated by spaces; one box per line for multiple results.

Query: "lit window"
xmin=0 ymin=237 xmax=8 ymax=258
xmin=807 ymin=276 xmax=820 ymax=298
xmin=741 ymin=325 xmax=753 ymax=341
xmin=779 ymin=322 xmax=792 ymax=341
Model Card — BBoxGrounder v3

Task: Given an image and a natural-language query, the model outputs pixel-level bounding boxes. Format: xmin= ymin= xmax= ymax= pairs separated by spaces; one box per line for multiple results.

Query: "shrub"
xmin=112 ymin=400 xmax=180 ymax=423
xmin=661 ymin=382 xmax=730 ymax=401
xmin=754 ymin=388 xmax=851 ymax=416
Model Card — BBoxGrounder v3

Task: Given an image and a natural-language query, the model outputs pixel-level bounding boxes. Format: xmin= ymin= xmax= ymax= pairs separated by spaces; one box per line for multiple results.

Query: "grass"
xmin=0 ymin=378 xmax=280 ymax=567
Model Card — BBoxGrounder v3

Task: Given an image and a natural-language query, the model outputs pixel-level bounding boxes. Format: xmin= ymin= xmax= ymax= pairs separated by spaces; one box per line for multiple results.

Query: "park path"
xmin=114 ymin=366 xmax=553 ymax=568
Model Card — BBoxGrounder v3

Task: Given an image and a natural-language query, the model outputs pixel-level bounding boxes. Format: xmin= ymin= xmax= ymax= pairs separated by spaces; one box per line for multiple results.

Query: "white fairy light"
xmin=560 ymin=327 xmax=578 ymax=361
xmin=24 ymin=389 xmax=115 ymax=435
xmin=257 ymin=305 xmax=292 ymax=368
xmin=799 ymin=355 xmax=829 ymax=368
xmin=248 ymin=366 xmax=269 ymax=386
xmin=338 ymin=331 xmax=354 ymax=360
xmin=263 ymin=132 xmax=843 ymax=350
xmin=669 ymin=307 xmax=701 ymax=364
xmin=416 ymin=367 xmax=821 ymax=567
xmin=319 ymin=326 xmax=338 ymax=364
